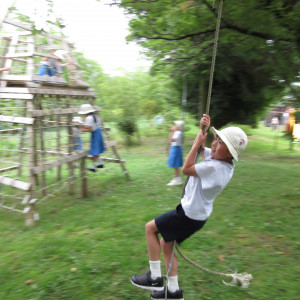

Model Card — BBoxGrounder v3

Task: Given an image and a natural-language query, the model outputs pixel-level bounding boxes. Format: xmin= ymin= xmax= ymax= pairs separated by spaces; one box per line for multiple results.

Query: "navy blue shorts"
xmin=155 ymin=204 xmax=206 ymax=244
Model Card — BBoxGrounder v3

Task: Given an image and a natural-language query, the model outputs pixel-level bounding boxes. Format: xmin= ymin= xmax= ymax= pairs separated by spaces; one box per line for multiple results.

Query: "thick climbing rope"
xmin=165 ymin=1 xmax=252 ymax=297
xmin=175 ymin=244 xmax=253 ymax=288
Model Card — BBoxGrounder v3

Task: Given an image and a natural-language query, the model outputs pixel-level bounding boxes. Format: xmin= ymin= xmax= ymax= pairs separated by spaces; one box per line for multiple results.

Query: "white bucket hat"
xmin=174 ymin=120 xmax=185 ymax=130
xmin=72 ymin=116 xmax=83 ymax=124
xmin=78 ymin=104 xmax=96 ymax=115
xmin=54 ymin=50 xmax=68 ymax=60
xmin=211 ymin=126 xmax=248 ymax=162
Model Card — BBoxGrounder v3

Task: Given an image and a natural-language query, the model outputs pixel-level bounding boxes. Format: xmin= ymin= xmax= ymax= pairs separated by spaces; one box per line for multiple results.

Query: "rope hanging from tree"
xmin=166 ymin=1 xmax=253 ymax=297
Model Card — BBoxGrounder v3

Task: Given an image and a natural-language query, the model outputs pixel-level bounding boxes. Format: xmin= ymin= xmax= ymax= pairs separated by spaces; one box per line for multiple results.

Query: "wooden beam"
xmin=0 ymin=165 xmax=20 ymax=173
xmin=3 ymin=18 xmax=31 ymax=30
xmin=3 ymin=19 xmax=67 ymax=42
xmin=0 ymin=87 xmax=30 ymax=93
xmin=0 ymin=93 xmax=34 ymax=100
xmin=31 ymin=106 xmax=100 ymax=117
xmin=105 ymin=141 xmax=117 ymax=148
xmin=22 ymin=148 xmax=69 ymax=156
xmin=31 ymin=150 xmax=89 ymax=175
xmin=30 ymin=88 xmax=95 ymax=97
xmin=0 ymin=56 xmax=27 ymax=63
xmin=0 ymin=36 xmax=11 ymax=41
xmin=37 ymin=45 xmax=64 ymax=50
xmin=32 ymin=75 xmax=67 ymax=84
xmin=0 ymin=175 xmax=31 ymax=191
xmin=0 ymin=115 xmax=35 ymax=124
xmin=31 ymin=107 xmax=79 ymax=116
xmin=102 ymin=157 xmax=126 ymax=163
xmin=0 ymin=128 xmax=22 ymax=134
xmin=0 ymin=205 xmax=24 ymax=214
xmin=1 ymin=74 xmax=31 ymax=81
xmin=0 ymin=88 xmax=95 ymax=99
xmin=4 ymin=52 xmax=34 ymax=58
xmin=0 ymin=74 xmax=67 ymax=85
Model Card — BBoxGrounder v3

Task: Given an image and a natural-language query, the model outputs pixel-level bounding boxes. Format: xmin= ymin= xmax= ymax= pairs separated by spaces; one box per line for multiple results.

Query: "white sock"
xmin=167 ymin=275 xmax=179 ymax=293
xmin=149 ymin=260 xmax=161 ymax=279
xmin=92 ymin=161 xmax=97 ymax=168
xmin=98 ymin=157 xmax=103 ymax=165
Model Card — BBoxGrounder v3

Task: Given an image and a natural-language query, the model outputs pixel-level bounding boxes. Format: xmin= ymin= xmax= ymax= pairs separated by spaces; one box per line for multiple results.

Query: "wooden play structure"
xmin=0 ymin=2 xmax=129 ymax=225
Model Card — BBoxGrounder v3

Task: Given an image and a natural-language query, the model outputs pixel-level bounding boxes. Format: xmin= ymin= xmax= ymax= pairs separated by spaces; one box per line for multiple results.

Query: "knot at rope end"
xmin=222 ymin=272 xmax=253 ymax=288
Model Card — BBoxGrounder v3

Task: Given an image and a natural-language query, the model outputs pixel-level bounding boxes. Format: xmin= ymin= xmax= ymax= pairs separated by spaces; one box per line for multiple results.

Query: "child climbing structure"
xmin=0 ymin=3 xmax=129 ymax=225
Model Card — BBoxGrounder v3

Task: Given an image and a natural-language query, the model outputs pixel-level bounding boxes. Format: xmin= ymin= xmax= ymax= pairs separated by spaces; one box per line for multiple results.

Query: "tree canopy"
xmin=118 ymin=0 xmax=300 ymax=126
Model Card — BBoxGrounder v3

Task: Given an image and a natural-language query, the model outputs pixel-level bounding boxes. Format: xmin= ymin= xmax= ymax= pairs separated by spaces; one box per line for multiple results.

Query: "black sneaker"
xmin=87 ymin=167 xmax=96 ymax=172
xmin=96 ymin=164 xmax=104 ymax=168
xmin=151 ymin=287 xmax=184 ymax=300
xmin=130 ymin=270 xmax=164 ymax=291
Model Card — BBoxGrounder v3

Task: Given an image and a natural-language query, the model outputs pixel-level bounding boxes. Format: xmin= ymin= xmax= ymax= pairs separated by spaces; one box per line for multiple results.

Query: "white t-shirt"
xmin=181 ymin=148 xmax=234 ymax=220
xmin=271 ymin=117 xmax=279 ymax=126
xmin=84 ymin=114 xmax=101 ymax=131
xmin=72 ymin=127 xmax=81 ymax=138
xmin=171 ymin=130 xmax=183 ymax=146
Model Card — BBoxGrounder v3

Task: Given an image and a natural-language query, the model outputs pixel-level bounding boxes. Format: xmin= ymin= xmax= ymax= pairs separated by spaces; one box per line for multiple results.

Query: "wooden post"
xmin=26 ymin=35 xmax=35 ymax=76
xmin=0 ymin=38 xmax=10 ymax=69
xmin=67 ymin=99 xmax=75 ymax=195
xmin=99 ymin=115 xmax=130 ymax=179
xmin=25 ymin=201 xmax=35 ymax=227
xmin=37 ymin=97 xmax=47 ymax=196
xmin=26 ymin=100 xmax=37 ymax=226
xmin=80 ymin=156 xmax=87 ymax=198
xmin=56 ymin=98 xmax=62 ymax=181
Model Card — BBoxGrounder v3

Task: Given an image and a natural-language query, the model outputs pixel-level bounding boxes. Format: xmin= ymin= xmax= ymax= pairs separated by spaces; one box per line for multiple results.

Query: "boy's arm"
xmin=81 ymin=125 xmax=92 ymax=132
xmin=182 ymin=130 xmax=207 ymax=177
xmin=182 ymin=114 xmax=210 ymax=177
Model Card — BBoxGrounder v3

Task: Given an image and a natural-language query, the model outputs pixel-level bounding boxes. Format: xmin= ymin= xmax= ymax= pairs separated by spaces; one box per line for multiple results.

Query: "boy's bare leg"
xmin=161 ymin=239 xmax=178 ymax=276
xmin=145 ymin=220 xmax=161 ymax=261
xmin=175 ymin=168 xmax=180 ymax=178
xmin=131 ymin=219 xmax=164 ymax=291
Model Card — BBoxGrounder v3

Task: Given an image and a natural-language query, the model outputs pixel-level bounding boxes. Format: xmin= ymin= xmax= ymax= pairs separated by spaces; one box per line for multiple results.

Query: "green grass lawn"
xmin=0 ymin=125 xmax=299 ymax=299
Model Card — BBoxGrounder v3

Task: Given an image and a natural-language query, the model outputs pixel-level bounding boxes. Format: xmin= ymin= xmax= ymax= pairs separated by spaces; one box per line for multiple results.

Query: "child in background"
xmin=271 ymin=115 xmax=279 ymax=130
xmin=167 ymin=121 xmax=184 ymax=186
xmin=51 ymin=50 xmax=70 ymax=76
xmin=130 ymin=114 xmax=248 ymax=300
xmin=36 ymin=57 xmax=52 ymax=76
xmin=78 ymin=104 xmax=105 ymax=172
xmin=72 ymin=116 xmax=83 ymax=151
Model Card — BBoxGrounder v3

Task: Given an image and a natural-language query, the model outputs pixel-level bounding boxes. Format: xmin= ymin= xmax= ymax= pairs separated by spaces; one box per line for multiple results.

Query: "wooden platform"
xmin=0 ymin=86 xmax=96 ymax=99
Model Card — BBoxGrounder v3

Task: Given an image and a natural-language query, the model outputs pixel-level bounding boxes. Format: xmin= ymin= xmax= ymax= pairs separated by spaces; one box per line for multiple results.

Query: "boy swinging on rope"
xmin=130 ymin=114 xmax=248 ymax=300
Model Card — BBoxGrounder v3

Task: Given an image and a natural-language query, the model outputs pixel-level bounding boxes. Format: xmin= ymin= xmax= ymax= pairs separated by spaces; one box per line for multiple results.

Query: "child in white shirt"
xmin=167 ymin=121 xmax=184 ymax=186
xmin=130 ymin=114 xmax=248 ymax=300
xmin=72 ymin=116 xmax=83 ymax=151
xmin=78 ymin=104 xmax=105 ymax=172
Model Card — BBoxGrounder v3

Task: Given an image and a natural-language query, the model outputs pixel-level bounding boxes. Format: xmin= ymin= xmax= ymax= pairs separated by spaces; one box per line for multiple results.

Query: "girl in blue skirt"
xmin=78 ymin=104 xmax=105 ymax=172
xmin=167 ymin=121 xmax=184 ymax=186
